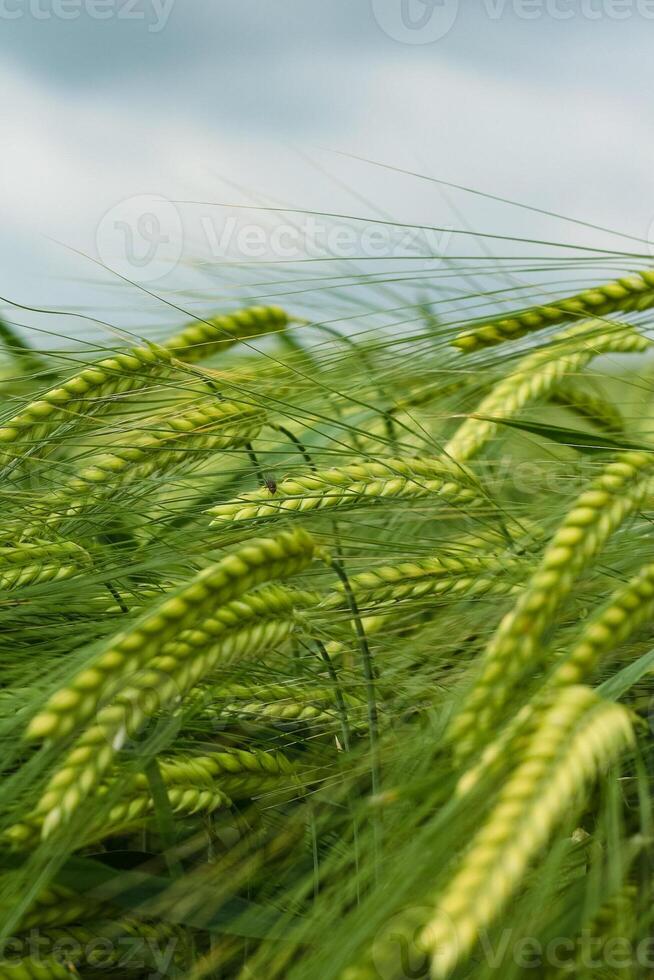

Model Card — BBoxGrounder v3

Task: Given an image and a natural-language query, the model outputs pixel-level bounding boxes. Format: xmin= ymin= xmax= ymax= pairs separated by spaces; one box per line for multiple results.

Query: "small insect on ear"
xmin=264 ymin=475 xmax=278 ymax=495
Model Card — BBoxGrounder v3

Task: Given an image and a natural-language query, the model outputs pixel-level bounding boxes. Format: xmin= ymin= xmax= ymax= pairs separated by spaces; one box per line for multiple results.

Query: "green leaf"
xmin=475 ymin=414 xmax=654 ymax=454
xmin=598 ymin=647 xmax=654 ymax=700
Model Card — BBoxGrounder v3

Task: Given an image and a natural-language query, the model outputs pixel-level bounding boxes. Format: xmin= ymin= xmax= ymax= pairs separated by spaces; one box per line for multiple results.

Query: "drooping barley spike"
xmin=0 ymin=343 xmax=174 ymax=461
xmin=0 ymin=305 xmax=288 ymax=464
xmin=10 ymin=884 xmax=105 ymax=931
xmin=31 ymin=587 xmax=316 ymax=836
xmin=223 ymin=698 xmax=342 ymax=725
xmin=322 ymin=553 xmax=522 ymax=609
xmin=207 ymin=456 xmax=485 ymax=526
xmin=0 ymin=539 xmax=92 ymax=591
xmin=454 ymin=702 xmax=538 ymax=800
xmin=446 ymin=321 xmax=649 ymax=461
xmin=26 ymin=528 xmax=316 ymax=743
xmin=147 ymin=747 xmax=298 ymax=798
xmin=421 ymin=687 xmax=634 ymax=979
xmin=551 ymin=561 xmax=654 ymax=687
xmin=161 ymin=304 xmax=289 ymax=361
xmin=448 ymin=450 xmax=654 ymax=759
xmin=452 ymin=268 xmax=654 ymax=351
xmin=550 ymin=380 xmax=624 ymax=434
xmin=5 ymin=779 xmax=233 ymax=850
xmin=194 ymin=681 xmax=365 ymax=727
xmin=98 ymin=781 xmax=233 ymax=831
xmin=31 ymin=399 xmax=264 ymax=523
xmin=457 ymin=560 xmax=654 ymax=793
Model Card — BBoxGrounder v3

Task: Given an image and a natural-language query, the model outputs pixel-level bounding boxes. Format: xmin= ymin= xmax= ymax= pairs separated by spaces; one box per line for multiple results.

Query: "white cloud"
xmin=1 ymin=47 xmax=652 ymax=341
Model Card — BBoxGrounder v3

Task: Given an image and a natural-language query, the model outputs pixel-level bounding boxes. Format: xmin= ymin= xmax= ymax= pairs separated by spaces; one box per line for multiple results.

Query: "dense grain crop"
xmin=2 ymin=260 xmax=654 ymax=980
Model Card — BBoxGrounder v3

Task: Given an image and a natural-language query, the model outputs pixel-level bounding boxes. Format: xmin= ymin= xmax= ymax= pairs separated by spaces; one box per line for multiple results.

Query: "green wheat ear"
xmin=0 ymin=539 xmax=92 ymax=590
xmin=207 ymin=455 xmax=485 ymax=525
xmin=422 ymin=687 xmax=634 ymax=979
xmin=161 ymin=304 xmax=290 ymax=360
xmin=30 ymin=398 xmax=264 ymax=526
xmin=452 ymin=269 xmax=654 ymax=351
xmin=445 ymin=320 xmax=649 ymax=461
xmin=0 ymin=344 xmax=174 ymax=461
xmin=31 ymin=585 xmax=316 ymax=838
xmin=0 ymin=303 xmax=289 ymax=462
xmin=448 ymin=450 xmax=654 ymax=759
xmin=26 ymin=527 xmax=316 ymax=743
xmin=552 ymin=560 xmax=654 ymax=686
xmin=321 ymin=552 xmax=522 ymax=608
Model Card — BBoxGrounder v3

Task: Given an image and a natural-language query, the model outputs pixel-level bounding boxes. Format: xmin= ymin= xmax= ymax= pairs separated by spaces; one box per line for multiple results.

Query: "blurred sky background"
xmin=2 ymin=0 xmax=653 ymax=344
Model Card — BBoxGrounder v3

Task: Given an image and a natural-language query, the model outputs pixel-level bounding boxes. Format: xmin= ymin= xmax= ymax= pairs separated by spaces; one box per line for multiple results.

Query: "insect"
xmin=263 ymin=475 xmax=278 ymax=495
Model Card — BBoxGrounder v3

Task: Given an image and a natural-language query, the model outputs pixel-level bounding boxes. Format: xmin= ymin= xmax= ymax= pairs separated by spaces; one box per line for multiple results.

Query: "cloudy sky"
xmin=2 ymin=1 xmax=653 ymax=343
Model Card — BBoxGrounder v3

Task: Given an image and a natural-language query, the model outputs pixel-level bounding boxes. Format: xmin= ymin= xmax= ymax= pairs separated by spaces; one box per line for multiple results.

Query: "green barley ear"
xmin=193 ymin=680 xmax=364 ymax=729
xmin=26 ymin=528 xmax=316 ymax=743
xmin=31 ymin=398 xmax=264 ymax=524
xmin=452 ymin=269 xmax=654 ymax=351
xmin=6 ymin=782 xmax=233 ymax=851
xmin=0 ymin=539 xmax=92 ymax=591
xmin=456 ymin=558 xmax=654 ymax=793
xmin=0 ymin=304 xmax=288 ymax=463
xmin=152 ymin=747 xmax=299 ymax=798
xmin=18 ymin=744 xmax=300 ymax=847
xmin=421 ymin=687 xmax=634 ymax=979
xmin=30 ymin=585 xmax=316 ymax=837
xmin=161 ymin=304 xmax=290 ymax=361
xmin=207 ymin=456 xmax=484 ymax=525
xmin=446 ymin=321 xmax=649 ymax=461
xmin=8 ymin=883 xmax=105 ymax=931
xmin=448 ymin=450 xmax=654 ymax=759
xmin=0 ymin=343 xmax=174 ymax=461
xmin=321 ymin=552 xmax=522 ymax=609
xmin=552 ymin=561 xmax=654 ymax=687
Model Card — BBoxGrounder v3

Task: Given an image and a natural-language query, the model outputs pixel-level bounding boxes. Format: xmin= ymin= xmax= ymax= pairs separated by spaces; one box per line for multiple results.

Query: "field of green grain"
xmin=1 ymin=262 xmax=654 ymax=979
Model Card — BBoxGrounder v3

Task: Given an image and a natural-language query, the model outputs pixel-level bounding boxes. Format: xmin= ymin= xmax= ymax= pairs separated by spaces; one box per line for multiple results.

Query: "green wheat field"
xmin=1 ymin=246 xmax=654 ymax=979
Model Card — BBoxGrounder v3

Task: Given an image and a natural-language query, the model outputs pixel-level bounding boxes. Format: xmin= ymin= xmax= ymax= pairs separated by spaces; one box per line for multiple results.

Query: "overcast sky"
xmin=2 ymin=1 xmax=653 ymax=344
